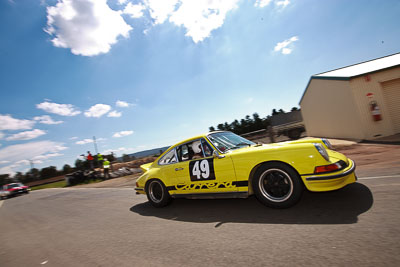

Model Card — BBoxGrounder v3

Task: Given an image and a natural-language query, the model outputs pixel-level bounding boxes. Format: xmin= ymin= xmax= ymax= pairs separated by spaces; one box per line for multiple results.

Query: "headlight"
xmin=321 ymin=138 xmax=333 ymax=149
xmin=313 ymin=143 xmax=330 ymax=161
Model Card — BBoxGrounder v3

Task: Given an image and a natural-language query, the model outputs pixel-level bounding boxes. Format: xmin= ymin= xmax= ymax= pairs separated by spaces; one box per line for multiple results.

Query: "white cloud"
xmin=0 ymin=114 xmax=35 ymax=131
xmin=142 ymin=0 xmax=239 ymax=43
xmin=45 ymin=0 xmax=132 ymax=56
xmin=36 ymin=101 xmax=81 ymax=116
xmin=75 ymin=137 xmax=106 ymax=145
xmin=274 ymin=36 xmax=298 ymax=54
xmin=0 ymin=160 xmax=10 ymax=164
xmin=33 ymin=115 xmax=64 ymax=125
xmin=123 ymin=2 xmax=145 ymax=18
xmin=107 ymin=111 xmax=122 ymax=117
xmin=69 ymin=136 xmax=78 ymax=140
xmin=84 ymin=104 xmax=111 ymax=118
xmin=145 ymin=0 xmax=180 ymax=24
xmin=276 ymin=0 xmax=290 ymax=8
xmin=254 ymin=0 xmax=272 ymax=8
xmin=168 ymin=0 xmax=240 ymax=43
xmin=118 ymin=0 xmax=127 ymax=5
xmin=32 ymin=153 xmax=64 ymax=161
xmin=102 ymin=147 xmax=128 ymax=155
xmin=113 ymin=130 xmax=134 ymax=138
xmin=245 ymin=97 xmax=254 ymax=104
xmin=0 ymin=132 xmax=4 ymax=139
xmin=75 ymin=138 xmax=93 ymax=145
xmin=16 ymin=159 xmax=30 ymax=165
xmin=116 ymin=100 xmax=130 ymax=107
xmin=0 ymin=141 xmax=67 ymax=175
xmin=255 ymin=0 xmax=290 ymax=9
xmin=6 ymin=129 xmax=47 ymax=141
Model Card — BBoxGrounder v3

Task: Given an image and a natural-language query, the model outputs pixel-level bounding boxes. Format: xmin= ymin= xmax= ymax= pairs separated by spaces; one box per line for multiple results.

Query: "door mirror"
xmin=213 ymin=150 xmax=225 ymax=159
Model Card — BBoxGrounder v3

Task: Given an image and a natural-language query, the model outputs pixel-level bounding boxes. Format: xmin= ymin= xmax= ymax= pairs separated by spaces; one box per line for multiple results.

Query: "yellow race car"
xmin=135 ymin=131 xmax=356 ymax=208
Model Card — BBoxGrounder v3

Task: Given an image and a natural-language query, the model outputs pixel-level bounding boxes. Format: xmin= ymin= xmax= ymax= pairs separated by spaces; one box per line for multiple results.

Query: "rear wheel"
xmin=146 ymin=179 xmax=172 ymax=208
xmin=252 ymin=162 xmax=303 ymax=208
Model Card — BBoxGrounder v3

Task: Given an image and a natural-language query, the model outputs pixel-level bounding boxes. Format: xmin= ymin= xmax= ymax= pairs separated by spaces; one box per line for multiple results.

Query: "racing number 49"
xmin=192 ymin=160 xmax=210 ymax=179
xmin=189 ymin=158 xmax=215 ymax=181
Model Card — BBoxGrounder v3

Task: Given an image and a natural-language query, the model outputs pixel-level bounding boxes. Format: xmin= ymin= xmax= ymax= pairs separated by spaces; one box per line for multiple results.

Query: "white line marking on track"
xmin=0 ymin=200 xmax=3 ymax=208
xmin=359 ymin=175 xmax=400 ymax=180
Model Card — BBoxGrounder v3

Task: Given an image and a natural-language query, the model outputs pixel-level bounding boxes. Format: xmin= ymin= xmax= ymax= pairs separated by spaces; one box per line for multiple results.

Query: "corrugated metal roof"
xmin=314 ymin=53 xmax=400 ymax=78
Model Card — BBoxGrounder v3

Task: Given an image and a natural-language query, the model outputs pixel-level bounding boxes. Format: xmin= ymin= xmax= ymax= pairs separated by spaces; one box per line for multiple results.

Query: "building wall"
xmin=300 ymin=79 xmax=364 ymax=140
xmin=349 ymin=66 xmax=400 ymax=139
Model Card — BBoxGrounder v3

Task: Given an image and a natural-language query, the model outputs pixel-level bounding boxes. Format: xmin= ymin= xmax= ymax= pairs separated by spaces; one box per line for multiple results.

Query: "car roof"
xmin=170 ymin=131 xmax=230 ymax=148
xmin=159 ymin=131 xmax=229 ymax=156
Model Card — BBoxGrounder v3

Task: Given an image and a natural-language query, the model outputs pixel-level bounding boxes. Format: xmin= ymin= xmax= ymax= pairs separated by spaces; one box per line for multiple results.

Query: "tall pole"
xmin=93 ymin=136 xmax=98 ymax=154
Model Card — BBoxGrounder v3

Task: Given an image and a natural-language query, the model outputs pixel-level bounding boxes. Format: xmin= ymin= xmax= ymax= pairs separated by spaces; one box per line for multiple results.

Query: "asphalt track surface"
xmin=1 ymin=175 xmax=400 ymax=266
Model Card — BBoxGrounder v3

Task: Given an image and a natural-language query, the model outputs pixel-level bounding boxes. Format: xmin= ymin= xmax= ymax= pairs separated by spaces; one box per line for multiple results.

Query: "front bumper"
xmin=302 ymin=159 xmax=357 ymax=192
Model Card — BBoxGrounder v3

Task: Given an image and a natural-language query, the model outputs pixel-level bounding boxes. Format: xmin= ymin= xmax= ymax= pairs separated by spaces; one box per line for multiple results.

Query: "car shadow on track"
xmin=130 ymin=183 xmax=373 ymax=225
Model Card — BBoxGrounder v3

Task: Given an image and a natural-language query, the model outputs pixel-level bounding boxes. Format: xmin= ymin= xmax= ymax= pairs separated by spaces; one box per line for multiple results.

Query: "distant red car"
xmin=0 ymin=183 xmax=30 ymax=199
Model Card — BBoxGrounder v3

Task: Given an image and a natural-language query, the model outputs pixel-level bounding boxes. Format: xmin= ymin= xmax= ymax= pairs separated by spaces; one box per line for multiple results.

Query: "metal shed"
xmin=300 ymin=53 xmax=400 ymax=140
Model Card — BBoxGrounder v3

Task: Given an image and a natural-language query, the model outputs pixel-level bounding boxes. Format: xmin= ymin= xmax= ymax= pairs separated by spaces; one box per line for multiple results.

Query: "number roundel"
xmin=189 ymin=159 xmax=215 ymax=181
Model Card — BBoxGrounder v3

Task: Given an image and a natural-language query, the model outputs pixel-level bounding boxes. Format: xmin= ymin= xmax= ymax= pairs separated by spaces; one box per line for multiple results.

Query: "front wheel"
xmin=146 ymin=179 xmax=172 ymax=208
xmin=252 ymin=163 xmax=303 ymax=208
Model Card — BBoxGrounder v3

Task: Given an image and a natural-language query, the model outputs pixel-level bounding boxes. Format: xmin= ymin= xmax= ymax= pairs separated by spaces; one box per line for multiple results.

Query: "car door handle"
xmin=175 ymin=168 xmax=184 ymax=171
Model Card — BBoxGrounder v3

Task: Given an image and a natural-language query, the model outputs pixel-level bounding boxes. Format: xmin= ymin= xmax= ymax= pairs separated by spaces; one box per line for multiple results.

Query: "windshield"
xmin=8 ymin=183 xmax=22 ymax=188
xmin=207 ymin=132 xmax=255 ymax=153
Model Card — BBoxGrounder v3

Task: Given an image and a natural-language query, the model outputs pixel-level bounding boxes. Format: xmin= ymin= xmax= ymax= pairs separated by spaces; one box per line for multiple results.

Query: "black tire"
xmin=252 ymin=162 xmax=303 ymax=208
xmin=145 ymin=179 xmax=172 ymax=208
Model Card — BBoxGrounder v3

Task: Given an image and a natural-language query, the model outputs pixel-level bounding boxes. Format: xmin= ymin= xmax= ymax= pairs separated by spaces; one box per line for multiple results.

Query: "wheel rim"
xmin=149 ymin=181 xmax=164 ymax=203
xmin=258 ymin=168 xmax=293 ymax=202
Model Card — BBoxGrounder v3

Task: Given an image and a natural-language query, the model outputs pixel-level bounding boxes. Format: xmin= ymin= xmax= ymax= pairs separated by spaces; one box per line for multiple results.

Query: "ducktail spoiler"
xmin=140 ymin=162 xmax=153 ymax=172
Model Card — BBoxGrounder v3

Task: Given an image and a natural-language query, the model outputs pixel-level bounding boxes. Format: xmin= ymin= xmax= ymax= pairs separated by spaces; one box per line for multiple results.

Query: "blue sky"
xmin=0 ymin=0 xmax=399 ymax=175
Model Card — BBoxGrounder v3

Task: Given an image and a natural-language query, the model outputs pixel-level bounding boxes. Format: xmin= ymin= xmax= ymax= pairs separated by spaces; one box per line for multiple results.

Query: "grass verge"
xmin=30 ymin=178 xmax=106 ymax=191
xmin=30 ymin=180 xmax=67 ymax=191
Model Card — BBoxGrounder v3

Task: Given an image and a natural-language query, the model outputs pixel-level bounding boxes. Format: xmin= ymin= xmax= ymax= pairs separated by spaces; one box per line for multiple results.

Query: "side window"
xmin=201 ymin=138 xmax=214 ymax=157
xmin=158 ymin=149 xmax=177 ymax=165
xmin=176 ymin=144 xmax=189 ymax=161
xmin=177 ymin=140 xmax=204 ymax=162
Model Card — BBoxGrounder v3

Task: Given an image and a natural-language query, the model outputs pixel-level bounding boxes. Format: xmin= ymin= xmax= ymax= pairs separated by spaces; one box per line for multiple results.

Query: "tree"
xmin=217 ymin=123 xmax=225 ymax=131
xmin=75 ymin=159 xmax=84 ymax=170
xmin=230 ymin=120 xmax=240 ymax=133
xmin=13 ymin=172 xmax=24 ymax=182
xmin=252 ymin=113 xmax=263 ymax=131
xmin=23 ymin=168 xmax=40 ymax=183
xmin=63 ymin=164 xmax=73 ymax=174
xmin=223 ymin=122 xmax=230 ymax=131
xmin=291 ymin=107 xmax=299 ymax=111
xmin=40 ymin=166 xmax=58 ymax=179
xmin=122 ymin=154 xmax=131 ymax=162
xmin=272 ymin=109 xmax=279 ymax=115
xmin=0 ymin=174 xmax=11 ymax=186
xmin=209 ymin=126 xmax=216 ymax=132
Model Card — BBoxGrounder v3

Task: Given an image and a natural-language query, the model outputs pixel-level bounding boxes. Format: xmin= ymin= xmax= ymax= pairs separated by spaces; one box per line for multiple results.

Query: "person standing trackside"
xmin=97 ymin=153 xmax=104 ymax=168
xmin=87 ymin=151 xmax=94 ymax=170
xmin=103 ymin=158 xmax=110 ymax=179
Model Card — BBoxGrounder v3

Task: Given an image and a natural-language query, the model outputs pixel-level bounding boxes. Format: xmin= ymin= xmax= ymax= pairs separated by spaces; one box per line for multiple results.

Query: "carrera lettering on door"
xmin=189 ymin=158 xmax=215 ymax=182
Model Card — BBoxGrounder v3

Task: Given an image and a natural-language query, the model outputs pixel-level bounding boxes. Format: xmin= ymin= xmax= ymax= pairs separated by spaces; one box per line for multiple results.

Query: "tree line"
xmin=209 ymin=107 xmax=299 ymax=135
xmin=0 ymin=153 xmax=117 ymax=187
